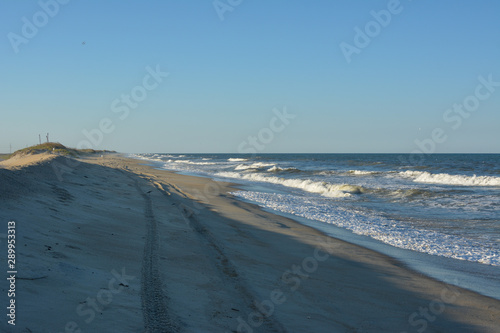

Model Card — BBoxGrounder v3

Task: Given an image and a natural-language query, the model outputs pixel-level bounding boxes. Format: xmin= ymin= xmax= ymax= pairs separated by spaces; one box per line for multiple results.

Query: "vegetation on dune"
xmin=10 ymin=142 xmax=115 ymax=158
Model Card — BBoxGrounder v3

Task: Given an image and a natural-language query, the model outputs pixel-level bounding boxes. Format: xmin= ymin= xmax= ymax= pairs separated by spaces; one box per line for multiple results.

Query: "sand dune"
xmin=1 ymin=153 xmax=499 ymax=332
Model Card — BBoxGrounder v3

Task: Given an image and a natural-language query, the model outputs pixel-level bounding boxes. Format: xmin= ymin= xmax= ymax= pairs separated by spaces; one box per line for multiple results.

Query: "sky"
xmin=1 ymin=0 xmax=499 ymax=153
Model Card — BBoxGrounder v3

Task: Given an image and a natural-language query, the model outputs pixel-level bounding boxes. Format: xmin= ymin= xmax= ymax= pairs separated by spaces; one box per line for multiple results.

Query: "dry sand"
xmin=0 ymin=153 xmax=499 ymax=332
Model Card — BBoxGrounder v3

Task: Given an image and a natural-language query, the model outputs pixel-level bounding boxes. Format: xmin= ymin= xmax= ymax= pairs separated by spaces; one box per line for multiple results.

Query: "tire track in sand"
xmin=129 ymin=173 xmax=180 ymax=333
xmin=152 ymin=181 xmax=287 ymax=333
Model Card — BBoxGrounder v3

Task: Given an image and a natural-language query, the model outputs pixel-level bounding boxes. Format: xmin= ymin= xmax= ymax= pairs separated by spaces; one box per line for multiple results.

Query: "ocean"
xmin=131 ymin=153 xmax=500 ymax=298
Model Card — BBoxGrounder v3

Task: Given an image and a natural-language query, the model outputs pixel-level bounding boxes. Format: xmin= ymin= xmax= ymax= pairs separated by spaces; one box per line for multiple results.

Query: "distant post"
xmin=46 ymin=133 xmax=49 ymax=143
xmin=39 ymin=134 xmax=41 ymax=145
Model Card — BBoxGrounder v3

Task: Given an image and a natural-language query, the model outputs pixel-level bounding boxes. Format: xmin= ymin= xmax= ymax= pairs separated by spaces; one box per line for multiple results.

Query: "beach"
xmin=1 ymin=153 xmax=499 ymax=332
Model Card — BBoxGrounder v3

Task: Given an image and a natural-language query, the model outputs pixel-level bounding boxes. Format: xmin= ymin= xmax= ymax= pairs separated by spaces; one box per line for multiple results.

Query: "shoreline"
xmin=136 ymin=155 xmax=500 ymax=302
xmin=1 ymin=153 xmax=499 ymax=332
xmin=233 ymin=192 xmax=500 ymax=302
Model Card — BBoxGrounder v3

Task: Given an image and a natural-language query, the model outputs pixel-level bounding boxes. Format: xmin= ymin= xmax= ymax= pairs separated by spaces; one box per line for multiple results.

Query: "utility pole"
xmin=39 ymin=134 xmax=42 ymax=145
xmin=46 ymin=133 xmax=49 ymax=143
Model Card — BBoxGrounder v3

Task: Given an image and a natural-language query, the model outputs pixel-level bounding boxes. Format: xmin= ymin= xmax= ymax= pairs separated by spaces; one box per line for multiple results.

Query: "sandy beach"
xmin=1 ymin=153 xmax=499 ymax=333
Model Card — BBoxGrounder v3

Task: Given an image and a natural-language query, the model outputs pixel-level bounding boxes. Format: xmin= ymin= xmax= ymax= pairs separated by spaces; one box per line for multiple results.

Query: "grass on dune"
xmin=9 ymin=142 xmax=114 ymax=159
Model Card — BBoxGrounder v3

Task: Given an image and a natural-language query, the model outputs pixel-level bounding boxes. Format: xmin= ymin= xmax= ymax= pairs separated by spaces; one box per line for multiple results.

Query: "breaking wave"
xmin=400 ymin=171 xmax=500 ymax=186
xmin=171 ymin=160 xmax=217 ymax=165
xmin=346 ymin=170 xmax=381 ymax=176
xmin=267 ymin=166 xmax=301 ymax=173
xmin=216 ymin=171 xmax=365 ymax=198
xmin=234 ymin=162 xmax=276 ymax=171
xmin=228 ymin=158 xmax=248 ymax=162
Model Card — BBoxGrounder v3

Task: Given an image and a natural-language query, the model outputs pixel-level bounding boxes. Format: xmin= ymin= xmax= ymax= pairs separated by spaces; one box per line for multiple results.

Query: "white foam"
xmin=231 ymin=191 xmax=500 ymax=266
xmin=234 ymin=162 xmax=275 ymax=171
xmin=173 ymin=160 xmax=217 ymax=165
xmin=216 ymin=172 xmax=364 ymax=198
xmin=347 ymin=170 xmax=379 ymax=176
xmin=400 ymin=171 xmax=500 ymax=186
xmin=317 ymin=170 xmax=338 ymax=176
xmin=228 ymin=158 xmax=248 ymax=162
xmin=129 ymin=154 xmax=164 ymax=163
xmin=267 ymin=166 xmax=300 ymax=173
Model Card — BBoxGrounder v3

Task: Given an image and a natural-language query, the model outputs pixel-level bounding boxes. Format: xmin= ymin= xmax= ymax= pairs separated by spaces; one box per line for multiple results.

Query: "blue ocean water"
xmin=132 ymin=153 xmax=500 ymax=297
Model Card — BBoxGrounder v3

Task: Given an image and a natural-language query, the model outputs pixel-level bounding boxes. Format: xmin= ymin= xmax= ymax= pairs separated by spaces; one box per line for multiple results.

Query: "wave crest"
xmin=216 ymin=172 xmax=365 ymax=198
xmin=228 ymin=158 xmax=248 ymax=162
xmin=346 ymin=170 xmax=380 ymax=176
xmin=400 ymin=171 xmax=500 ymax=186
xmin=235 ymin=162 xmax=275 ymax=171
xmin=173 ymin=160 xmax=217 ymax=165
xmin=267 ymin=166 xmax=301 ymax=173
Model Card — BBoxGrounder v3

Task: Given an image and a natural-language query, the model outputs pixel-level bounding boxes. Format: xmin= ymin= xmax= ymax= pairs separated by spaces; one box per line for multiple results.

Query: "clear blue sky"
xmin=1 ymin=0 xmax=499 ymax=153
